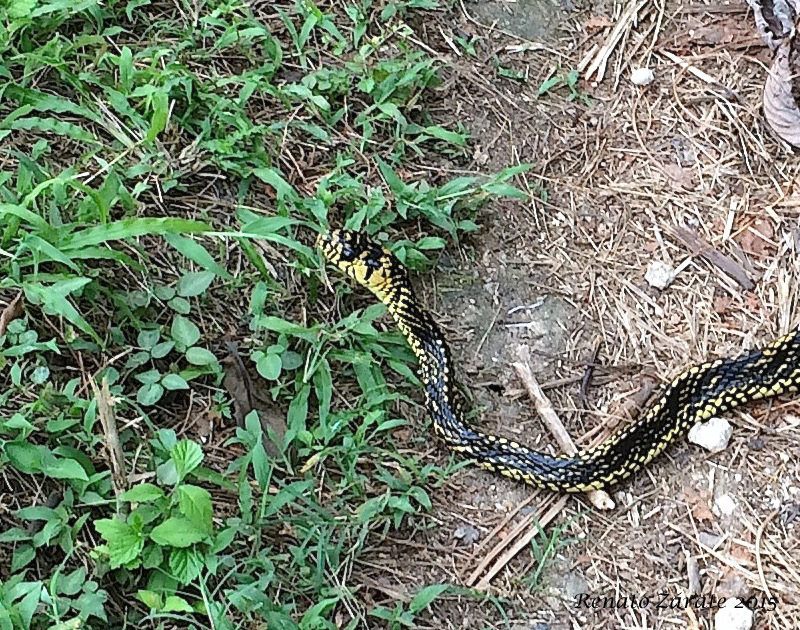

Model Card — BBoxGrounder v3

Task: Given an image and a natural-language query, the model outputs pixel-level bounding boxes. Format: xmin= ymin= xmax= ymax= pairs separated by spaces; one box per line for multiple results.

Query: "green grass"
xmin=0 ymin=0 xmax=539 ymax=627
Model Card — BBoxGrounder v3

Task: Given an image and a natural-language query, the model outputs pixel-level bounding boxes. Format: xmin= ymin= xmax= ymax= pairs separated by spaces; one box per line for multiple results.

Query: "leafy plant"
xmin=538 ymin=68 xmax=592 ymax=106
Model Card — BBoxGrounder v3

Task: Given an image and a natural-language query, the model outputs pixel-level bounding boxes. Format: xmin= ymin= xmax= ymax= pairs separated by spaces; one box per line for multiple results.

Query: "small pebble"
xmin=688 ymin=417 xmax=733 ymax=452
xmin=645 ymin=260 xmax=675 ymax=290
xmin=713 ymin=494 xmax=737 ymax=517
xmin=453 ymin=524 xmax=480 ymax=545
xmin=714 ymin=598 xmax=753 ymax=630
xmin=631 ymin=67 xmax=655 ymax=86
xmin=698 ymin=531 xmax=723 ymax=548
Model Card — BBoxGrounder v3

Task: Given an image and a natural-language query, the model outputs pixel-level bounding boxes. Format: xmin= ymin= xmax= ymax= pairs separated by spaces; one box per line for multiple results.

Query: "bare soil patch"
xmin=376 ymin=2 xmax=800 ymax=628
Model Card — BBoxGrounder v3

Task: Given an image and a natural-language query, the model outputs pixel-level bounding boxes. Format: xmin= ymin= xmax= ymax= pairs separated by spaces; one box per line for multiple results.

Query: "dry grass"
xmin=371 ymin=1 xmax=800 ymax=628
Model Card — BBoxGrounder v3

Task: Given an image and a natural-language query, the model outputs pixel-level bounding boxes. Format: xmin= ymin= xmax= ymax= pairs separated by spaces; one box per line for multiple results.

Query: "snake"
xmin=317 ymin=229 xmax=800 ymax=492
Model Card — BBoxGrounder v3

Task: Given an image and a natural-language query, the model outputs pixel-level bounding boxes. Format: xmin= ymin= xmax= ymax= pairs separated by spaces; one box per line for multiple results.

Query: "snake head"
xmin=316 ymin=229 xmax=400 ymax=291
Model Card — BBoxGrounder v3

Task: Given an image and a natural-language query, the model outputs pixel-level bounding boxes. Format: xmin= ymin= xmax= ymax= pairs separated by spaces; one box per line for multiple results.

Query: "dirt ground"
xmin=372 ymin=1 xmax=800 ymax=628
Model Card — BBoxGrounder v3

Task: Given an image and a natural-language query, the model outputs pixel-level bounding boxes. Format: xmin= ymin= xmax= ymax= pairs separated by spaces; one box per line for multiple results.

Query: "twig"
xmin=512 ymin=360 xmax=615 ymax=510
xmin=473 ymin=305 xmax=502 ymax=361
xmin=475 ymin=495 xmax=569 ymax=590
xmin=578 ymin=337 xmax=602 ymax=408
xmin=755 ymin=509 xmax=779 ymax=603
xmin=579 ymin=0 xmax=648 ymax=82
xmin=659 ymin=50 xmax=742 ymax=102
xmin=91 ymin=378 xmax=127 ymax=504
xmin=667 ymin=224 xmax=755 ymax=290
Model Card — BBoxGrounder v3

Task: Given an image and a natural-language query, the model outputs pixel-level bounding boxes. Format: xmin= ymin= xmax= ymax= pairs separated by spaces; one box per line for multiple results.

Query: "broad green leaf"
xmin=415 ymin=236 xmax=446 ymax=250
xmin=149 ymin=517 xmax=206 ymax=547
xmin=168 ymin=547 xmax=203 ymax=585
xmin=177 ymin=271 xmax=214 ymax=297
xmin=256 ymin=353 xmax=281 ymax=380
xmin=95 ymin=518 xmax=144 ymax=568
xmin=120 ymin=483 xmax=164 ymax=503
xmin=137 ymin=382 xmax=164 ymax=406
xmin=4 ymin=442 xmax=44 ymax=474
xmin=185 ymin=347 xmax=217 ymax=366
xmin=161 ymin=374 xmax=189 ymax=390
xmin=409 ymin=584 xmax=449 ymax=614
xmin=23 ymin=279 xmax=100 ymax=343
xmin=137 ymin=590 xmax=162 ymax=609
xmin=177 ymin=485 xmax=212 ymax=533
xmin=163 ymin=595 xmax=193 ymax=613
xmin=171 ymin=315 xmax=200 ymax=346
xmin=16 ymin=582 xmax=43 ymax=629
xmin=164 ymin=233 xmax=231 ymax=279
xmin=42 ymin=457 xmax=89 ymax=481
xmin=171 ymin=440 xmax=203 ymax=478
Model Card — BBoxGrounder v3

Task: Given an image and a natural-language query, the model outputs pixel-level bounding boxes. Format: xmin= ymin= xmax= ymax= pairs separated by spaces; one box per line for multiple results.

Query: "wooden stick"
xmin=667 ymin=224 xmax=754 ymax=290
xmin=475 ymin=495 xmax=569 ymax=590
xmin=91 ymin=378 xmax=128 ymax=505
xmin=580 ymin=0 xmax=648 ymax=82
xmin=512 ymin=361 xmax=615 ymax=510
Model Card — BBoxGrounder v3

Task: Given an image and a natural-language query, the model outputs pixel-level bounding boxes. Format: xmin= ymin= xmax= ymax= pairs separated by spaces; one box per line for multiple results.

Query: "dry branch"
xmin=512 ymin=361 xmax=615 ymax=510
xmin=91 ymin=378 xmax=127 ymax=502
xmin=667 ymin=224 xmax=755 ymax=290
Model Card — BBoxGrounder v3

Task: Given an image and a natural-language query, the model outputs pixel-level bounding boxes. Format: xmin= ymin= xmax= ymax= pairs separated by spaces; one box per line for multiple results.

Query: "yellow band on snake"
xmin=318 ymin=229 xmax=800 ymax=492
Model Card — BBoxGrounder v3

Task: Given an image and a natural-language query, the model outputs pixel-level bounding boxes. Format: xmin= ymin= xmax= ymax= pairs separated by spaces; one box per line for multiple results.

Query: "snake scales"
xmin=318 ymin=229 xmax=800 ymax=492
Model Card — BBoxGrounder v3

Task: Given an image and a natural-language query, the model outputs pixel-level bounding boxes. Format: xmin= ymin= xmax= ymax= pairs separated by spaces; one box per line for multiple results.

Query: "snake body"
xmin=318 ymin=229 xmax=800 ymax=492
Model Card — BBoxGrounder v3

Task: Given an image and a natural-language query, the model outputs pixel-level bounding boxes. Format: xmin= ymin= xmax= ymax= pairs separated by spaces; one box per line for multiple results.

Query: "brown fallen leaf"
xmin=685 ymin=488 xmax=715 ymax=523
xmin=0 ymin=293 xmax=23 ymax=337
xmin=662 ymin=163 xmax=696 ymax=190
xmin=222 ymin=343 xmax=286 ymax=457
xmin=738 ymin=219 xmax=776 ymax=258
xmin=764 ymin=34 xmax=800 ymax=147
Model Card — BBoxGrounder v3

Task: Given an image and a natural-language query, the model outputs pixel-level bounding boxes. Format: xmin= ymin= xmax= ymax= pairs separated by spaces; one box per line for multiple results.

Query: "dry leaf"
xmin=222 ymin=344 xmax=286 ymax=457
xmin=0 ymin=293 xmax=23 ymax=337
xmin=662 ymin=163 xmax=696 ymax=190
xmin=685 ymin=489 xmax=715 ymax=523
xmin=764 ymin=35 xmax=800 ymax=147
xmin=738 ymin=219 xmax=776 ymax=257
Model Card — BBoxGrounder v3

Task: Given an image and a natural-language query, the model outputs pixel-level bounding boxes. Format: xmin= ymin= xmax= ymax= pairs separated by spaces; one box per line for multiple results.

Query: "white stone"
xmin=631 ymin=67 xmax=655 ymax=86
xmin=713 ymin=494 xmax=737 ymax=517
xmin=645 ymin=260 xmax=675 ymax=290
xmin=688 ymin=417 xmax=733 ymax=452
xmin=714 ymin=598 xmax=753 ymax=630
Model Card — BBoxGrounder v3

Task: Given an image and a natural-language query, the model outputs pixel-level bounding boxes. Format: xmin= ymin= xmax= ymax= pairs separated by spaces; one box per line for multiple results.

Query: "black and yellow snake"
xmin=318 ymin=229 xmax=800 ymax=492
